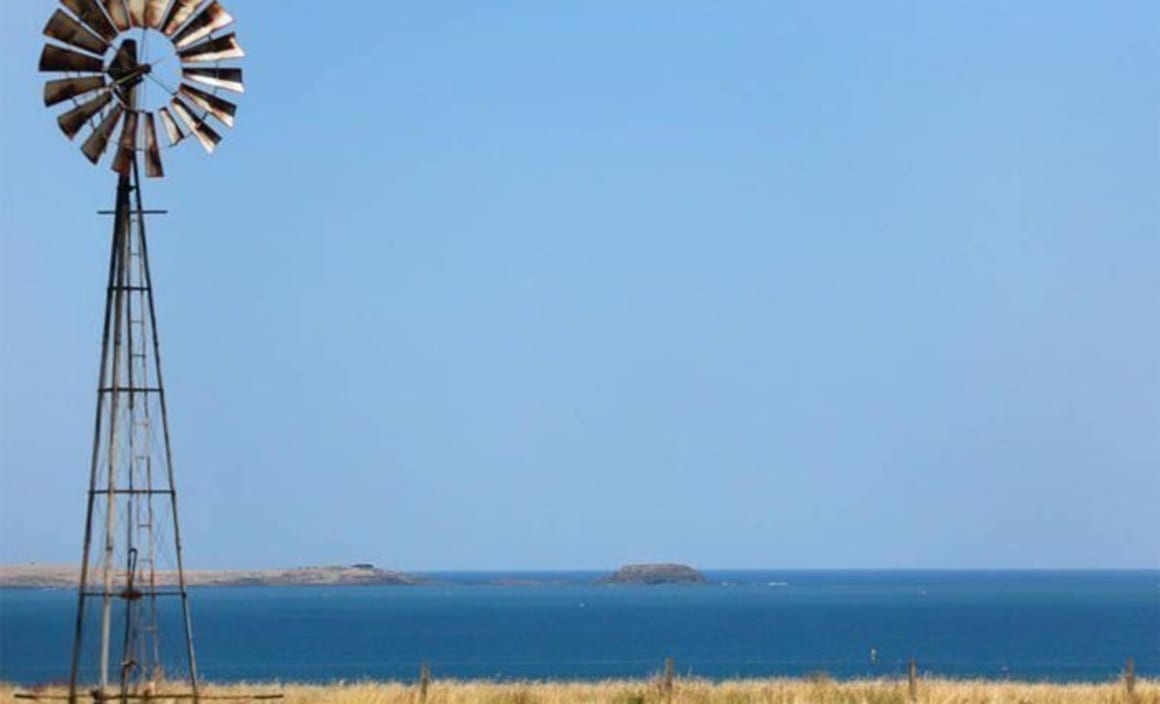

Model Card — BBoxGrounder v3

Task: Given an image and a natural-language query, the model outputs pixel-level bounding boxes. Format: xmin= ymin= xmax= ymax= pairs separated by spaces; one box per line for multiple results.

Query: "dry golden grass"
xmin=4 ymin=678 xmax=1156 ymax=704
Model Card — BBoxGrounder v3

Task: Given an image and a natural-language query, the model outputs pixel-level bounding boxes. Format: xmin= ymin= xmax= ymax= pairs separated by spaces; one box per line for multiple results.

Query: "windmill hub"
xmin=105 ymin=41 xmax=150 ymax=91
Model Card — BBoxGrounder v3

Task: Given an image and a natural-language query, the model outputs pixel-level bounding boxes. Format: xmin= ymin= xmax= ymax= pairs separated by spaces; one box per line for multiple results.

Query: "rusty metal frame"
xmin=35 ymin=5 xmax=249 ymax=699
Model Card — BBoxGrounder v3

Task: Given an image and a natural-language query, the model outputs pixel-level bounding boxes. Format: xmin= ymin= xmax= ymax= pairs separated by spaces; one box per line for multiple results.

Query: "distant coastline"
xmin=0 ymin=564 xmax=424 ymax=589
xmin=0 ymin=562 xmax=708 ymax=589
xmin=4 ymin=564 xmax=1153 ymax=590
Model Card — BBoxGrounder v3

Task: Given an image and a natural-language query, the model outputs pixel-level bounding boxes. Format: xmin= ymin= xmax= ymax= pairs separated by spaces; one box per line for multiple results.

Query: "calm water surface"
xmin=1 ymin=570 xmax=1157 ymax=684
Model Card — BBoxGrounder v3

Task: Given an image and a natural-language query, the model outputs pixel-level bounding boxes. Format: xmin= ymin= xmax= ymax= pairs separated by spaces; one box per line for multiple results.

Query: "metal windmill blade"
xmin=143 ymin=113 xmax=165 ymax=177
xmin=111 ymin=109 xmax=139 ymax=174
xmin=145 ymin=0 xmax=171 ymax=29
xmin=39 ymin=43 xmax=105 ymax=73
xmin=179 ymin=83 xmax=236 ymax=127
xmin=58 ymin=92 xmax=114 ymax=139
xmin=82 ymin=105 xmax=124 ymax=164
xmin=61 ymin=0 xmax=119 ymax=42
xmin=44 ymin=76 xmax=107 ymax=107
xmin=171 ymin=97 xmax=221 ymax=153
xmin=127 ymin=0 xmax=149 ymax=28
xmin=102 ymin=0 xmax=132 ymax=32
xmin=157 ymin=106 xmax=187 ymax=146
xmin=177 ymin=33 xmax=245 ymax=63
xmin=44 ymin=9 xmax=110 ymax=56
xmin=183 ymin=67 xmax=245 ymax=93
xmin=161 ymin=0 xmax=203 ymax=37
xmin=172 ymin=2 xmax=234 ymax=48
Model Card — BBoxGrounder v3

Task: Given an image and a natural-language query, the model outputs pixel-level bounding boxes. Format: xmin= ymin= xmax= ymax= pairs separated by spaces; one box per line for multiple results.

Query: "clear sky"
xmin=1 ymin=1 xmax=1157 ymax=571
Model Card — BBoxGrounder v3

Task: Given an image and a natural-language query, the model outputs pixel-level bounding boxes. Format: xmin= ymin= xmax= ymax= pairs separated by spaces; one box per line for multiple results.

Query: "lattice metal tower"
xmin=37 ymin=2 xmax=245 ymax=701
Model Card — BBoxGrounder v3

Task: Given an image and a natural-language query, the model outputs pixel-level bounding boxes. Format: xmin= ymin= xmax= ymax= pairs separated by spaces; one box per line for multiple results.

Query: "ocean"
xmin=1 ymin=570 xmax=1157 ymax=685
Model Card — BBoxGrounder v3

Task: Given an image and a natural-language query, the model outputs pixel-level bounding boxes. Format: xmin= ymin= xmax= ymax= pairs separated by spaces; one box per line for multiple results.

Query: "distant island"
xmin=597 ymin=563 xmax=707 ymax=585
xmin=0 ymin=564 xmax=425 ymax=589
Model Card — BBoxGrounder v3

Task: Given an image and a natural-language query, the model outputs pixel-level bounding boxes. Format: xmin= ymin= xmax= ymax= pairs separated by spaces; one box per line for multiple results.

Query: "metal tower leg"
xmin=67 ymin=154 xmax=200 ymax=704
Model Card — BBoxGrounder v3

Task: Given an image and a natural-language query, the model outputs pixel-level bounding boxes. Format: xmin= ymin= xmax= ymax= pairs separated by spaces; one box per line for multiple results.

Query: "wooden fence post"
xmin=907 ymin=659 xmax=918 ymax=704
xmin=419 ymin=661 xmax=431 ymax=704
xmin=1125 ymin=657 xmax=1136 ymax=702
xmin=663 ymin=657 xmax=675 ymax=704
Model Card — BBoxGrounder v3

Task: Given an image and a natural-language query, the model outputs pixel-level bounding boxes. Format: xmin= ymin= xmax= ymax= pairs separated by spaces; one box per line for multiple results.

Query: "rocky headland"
xmin=597 ymin=563 xmax=707 ymax=585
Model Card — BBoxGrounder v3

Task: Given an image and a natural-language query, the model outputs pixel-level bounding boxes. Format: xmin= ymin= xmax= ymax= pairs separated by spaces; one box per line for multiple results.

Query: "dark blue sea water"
xmin=1 ymin=570 xmax=1157 ymax=685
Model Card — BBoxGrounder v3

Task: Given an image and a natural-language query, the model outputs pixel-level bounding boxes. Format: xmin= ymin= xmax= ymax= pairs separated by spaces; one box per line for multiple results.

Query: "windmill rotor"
xmin=40 ymin=0 xmax=245 ymax=177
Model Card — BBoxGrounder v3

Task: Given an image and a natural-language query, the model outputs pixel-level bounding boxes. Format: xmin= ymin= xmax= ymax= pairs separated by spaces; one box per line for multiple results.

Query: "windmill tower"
xmin=37 ymin=1 xmax=245 ymax=701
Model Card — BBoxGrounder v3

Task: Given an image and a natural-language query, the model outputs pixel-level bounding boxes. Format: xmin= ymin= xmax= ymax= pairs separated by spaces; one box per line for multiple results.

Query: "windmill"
xmin=37 ymin=1 xmax=244 ymax=701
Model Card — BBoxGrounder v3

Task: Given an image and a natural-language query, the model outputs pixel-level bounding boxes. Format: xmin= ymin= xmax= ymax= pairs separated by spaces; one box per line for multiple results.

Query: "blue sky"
xmin=1 ymin=1 xmax=1157 ymax=570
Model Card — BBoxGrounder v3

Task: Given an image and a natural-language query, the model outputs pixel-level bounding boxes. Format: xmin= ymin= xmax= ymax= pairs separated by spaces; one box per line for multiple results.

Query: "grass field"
xmin=3 ymin=677 xmax=1156 ymax=704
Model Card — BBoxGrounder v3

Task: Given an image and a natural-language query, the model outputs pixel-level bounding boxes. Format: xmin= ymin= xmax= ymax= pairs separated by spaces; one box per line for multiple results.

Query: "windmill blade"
xmin=61 ymin=0 xmax=118 ymax=42
xmin=58 ymin=92 xmax=113 ymax=139
xmin=182 ymin=67 xmax=244 ymax=93
xmin=81 ymin=104 xmax=124 ymax=164
xmin=103 ymin=0 xmax=131 ymax=32
xmin=144 ymin=113 xmax=165 ymax=178
xmin=39 ymin=44 xmax=105 ymax=74
xmin=177 ymin=33 xmax=244 ymax=63
xmin=128 ymin=0 xmax=148 ymax=27
xmin=161 ymin=0 xmax=202 ymax=37
xmin=145 ymin=0 xmax=171 ymax=29
xmin=179 ymin=83 xmax=236 ymax=127
xmin=158 ymin=106 xmax=186 ymax=145
xmin=120 ymin=111 xmax=140 ymax=150
xmin=172 ymin=1 xmax=233 ymax=48
xmin=44 ymin=76 xmax=107 ymax=107
xmin=44 ymin=10 xmax=110 ymax=56
xmin=112 ymin=110 xmax=139 ymax=174
xmin=171 ymin=97 xmax=221 ymax=154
